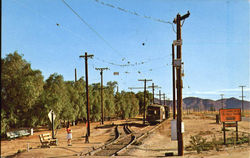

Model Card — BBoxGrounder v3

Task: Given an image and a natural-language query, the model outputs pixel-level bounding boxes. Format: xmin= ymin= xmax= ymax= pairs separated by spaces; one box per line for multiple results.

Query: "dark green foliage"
xmin=1 ymin=52 xmax=44 ymax=132
xmin=1 ymin=52 xmax=146 ymax=136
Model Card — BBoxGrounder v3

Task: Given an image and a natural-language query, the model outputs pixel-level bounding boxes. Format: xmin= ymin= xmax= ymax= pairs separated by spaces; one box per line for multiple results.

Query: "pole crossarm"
xmin=148 ymin=86 xmax=161 ymax=89
xmin=173 ymin=11 xmax=190 ymax=24
xmin=138 ymin=79 xmax=152 ymax=82
xmin=95 ymin=67 xmax=109 ymax=71
xmin=128 ymin=87 xmax=145 ymax=90
xmin=79 ymin=54 xmax=94 ymax=58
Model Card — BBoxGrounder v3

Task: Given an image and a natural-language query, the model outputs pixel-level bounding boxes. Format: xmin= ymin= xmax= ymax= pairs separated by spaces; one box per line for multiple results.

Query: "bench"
xmin=39 ymin=133 xmax=58 ymax=148
xmin=6 ymin=129 xmax=30 ymax=140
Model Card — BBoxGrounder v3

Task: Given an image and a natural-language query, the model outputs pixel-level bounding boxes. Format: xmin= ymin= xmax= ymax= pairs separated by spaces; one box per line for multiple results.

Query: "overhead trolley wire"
xmin=93 ymin=0 xmax=176 ymax=33
xmin=61 ymin=0 xmax=126 ymax=59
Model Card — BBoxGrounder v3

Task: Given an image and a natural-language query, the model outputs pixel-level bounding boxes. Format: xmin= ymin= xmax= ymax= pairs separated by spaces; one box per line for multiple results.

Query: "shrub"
xmin=187 ymin=135 xmax=213 ymax=153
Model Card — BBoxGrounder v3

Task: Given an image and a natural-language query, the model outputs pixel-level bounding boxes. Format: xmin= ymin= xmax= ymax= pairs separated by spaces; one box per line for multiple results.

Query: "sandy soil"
xmin=125 ymin=114 xmax=250 ymax=158
xmin=1 ymin=114 xmax=250 ymax=158
xmin=1 ymin=120 xmax=119 ymax=157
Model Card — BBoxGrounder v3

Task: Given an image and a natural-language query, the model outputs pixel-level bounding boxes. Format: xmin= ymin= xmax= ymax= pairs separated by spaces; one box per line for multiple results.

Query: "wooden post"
xmin=236 ymin=121 xmax=238 ymax=141
xmin=223 ymin=122 xmax=226 ymax=145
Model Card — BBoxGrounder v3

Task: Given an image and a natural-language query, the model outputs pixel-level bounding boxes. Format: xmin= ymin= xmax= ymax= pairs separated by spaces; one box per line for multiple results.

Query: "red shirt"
xmin=66 ymin=128 xmax=72 ymax=134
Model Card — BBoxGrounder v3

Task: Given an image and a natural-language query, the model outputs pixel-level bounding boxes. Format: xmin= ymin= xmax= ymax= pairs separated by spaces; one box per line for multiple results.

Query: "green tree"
xmin=1 ymin=52 xmax=44 ymax=129
xmin=74 ymin=77 xmax=87 ymax=121
xmin=41 ymin=73 xmax=69 ymax=128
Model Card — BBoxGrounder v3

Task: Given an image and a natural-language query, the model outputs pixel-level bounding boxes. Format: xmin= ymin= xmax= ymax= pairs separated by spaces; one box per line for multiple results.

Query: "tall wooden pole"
xmin=75 ymin=68 xmax=77 ymax=82
xmin=80 ymin=52 xmax=93 ymax=142
xmin=148 ymin=84 xmax=161 ymax=104
xmin=220 ymin=94 xmax=224 ymax=109
xmin=173 ymin=11 xmax=190 ymax=156
xmin=176 ymin=13 xmax=183 ymax=156
xmin=152 ymin=83 xmax=155 ymax=104
xmin=96 ymin=67 xmax=108 ymax=125
xmin=159 ymin=90 xmax=162 ymax=105
xmin=239 ymin=85 xmax=246 ymax=115
xmin=138 ymin=79 xmax=152 ymax=125
xmin=163 ymin=93 xmax=166 ymax=105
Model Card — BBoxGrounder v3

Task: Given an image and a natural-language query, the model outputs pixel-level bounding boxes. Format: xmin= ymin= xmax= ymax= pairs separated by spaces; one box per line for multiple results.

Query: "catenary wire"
xmin=61 ymin=0 xmax=126 ymax=59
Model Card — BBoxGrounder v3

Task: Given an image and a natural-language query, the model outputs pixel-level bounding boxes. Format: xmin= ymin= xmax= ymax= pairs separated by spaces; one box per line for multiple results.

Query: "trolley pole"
xmin=80 ymin=52 xmax=94 ymax=142
xmin=239 ymin=86 xmax=246 ymax=116
xmin=95 ymin=67 xmax=109 ymax=125
xmin=138 ymin=79 xmax=152 ymax=125
xmin=172 ymin=44 xmax=176 ymax=119
xmin=173 ymin=11 xmax=190 ymax=156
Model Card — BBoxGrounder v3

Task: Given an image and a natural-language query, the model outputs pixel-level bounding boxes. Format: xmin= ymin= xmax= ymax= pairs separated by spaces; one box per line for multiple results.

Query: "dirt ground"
xmin=1 ymin=114 xmax=250 ymax=158
xmin=125 ymin=113 xmax=250 ymax=158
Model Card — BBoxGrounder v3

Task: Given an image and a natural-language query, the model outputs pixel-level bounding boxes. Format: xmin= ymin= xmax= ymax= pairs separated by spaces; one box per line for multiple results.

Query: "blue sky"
xmin=2 ymin=0 xmax=249 ymax=101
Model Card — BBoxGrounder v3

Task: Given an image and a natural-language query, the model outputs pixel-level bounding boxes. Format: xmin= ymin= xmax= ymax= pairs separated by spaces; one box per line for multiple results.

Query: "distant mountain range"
xmin=154 ymin=97 xmax=250 ymax=111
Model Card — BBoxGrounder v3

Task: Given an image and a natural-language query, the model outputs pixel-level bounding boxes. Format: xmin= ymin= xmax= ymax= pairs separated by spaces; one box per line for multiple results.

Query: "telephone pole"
xmin=239 ymin=86 xmax=246 ymax=115
xmin=148 ymin=83 xmax=161 ymax=104
xmin=138 ymin=79 xmax=152 ymax=125
xmin=220 ymin=94 xmax=224 ymax=109
xmin=172 ymin=43 xmax=176 ymax=119
xmin=163 ymin=93 xmax=166 ymax=105
xmin=95 ymin=67 xmax=109 ymax=125
xmin=75 ymin=68 xmax=77 ymax=82
xmin=79 ymin=52 xmax=94 ymax=143
xmin=173 ymin=11 xmax=190 ymax=156
xmin=155 ymin=90 xmax=162 ymax=104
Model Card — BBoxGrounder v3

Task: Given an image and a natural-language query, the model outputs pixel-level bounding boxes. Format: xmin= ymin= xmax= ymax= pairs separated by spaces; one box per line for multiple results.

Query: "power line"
xmin=93 ymin=0 xmax=176 ymax=33
xmin=61 ymin=0 xmax=126 ymax=59
xmin=93 ymin=0 xmax=173 ymax=25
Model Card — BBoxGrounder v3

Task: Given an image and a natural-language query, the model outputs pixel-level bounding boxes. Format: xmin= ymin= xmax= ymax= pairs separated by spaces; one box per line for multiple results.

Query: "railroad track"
xmin=80 ymin=121 xmax=166 ymax=156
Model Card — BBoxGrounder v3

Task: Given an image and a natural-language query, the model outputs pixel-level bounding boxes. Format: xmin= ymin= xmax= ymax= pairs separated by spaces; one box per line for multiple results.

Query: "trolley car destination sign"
xmin=219 ymin=108 xmax=241 ymax=122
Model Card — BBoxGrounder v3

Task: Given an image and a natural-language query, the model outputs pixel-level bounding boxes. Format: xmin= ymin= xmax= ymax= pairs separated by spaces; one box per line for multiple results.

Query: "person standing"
xmin=66 ymin=123 xmax=72 ymax=146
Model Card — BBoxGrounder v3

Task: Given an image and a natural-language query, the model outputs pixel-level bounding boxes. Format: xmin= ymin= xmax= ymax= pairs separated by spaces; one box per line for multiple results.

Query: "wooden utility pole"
xmin=172 ymin=44 xmax=176 ymax=119
xmin=163 ymin=93 xmax=166 ymax=105
xmin=95 ymin=67 xmax=109 ymax=125
xmin=155 ymin=90 xmax=162 ymax=104
xmin=79 ymin=52 xmax=94 ymax=143
xmin=239 ymin=86 xmax=246 ymax=115
xmin=173 ymin=11 xmax=190 ymax=156
xmin=75 ymin=68 xmax=77 ymax=82
xmin=159 ymin=90 xmax=162 ymax=104
xmin=148 ymin=83 xmax=161 ymax=104
xmin=220 ymin=94 xmax=224 ymax=109
xmin=152 ymin=83 xmax=155 ymax=104
xmin=138 ymin=79 xmax=152 ymax=125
